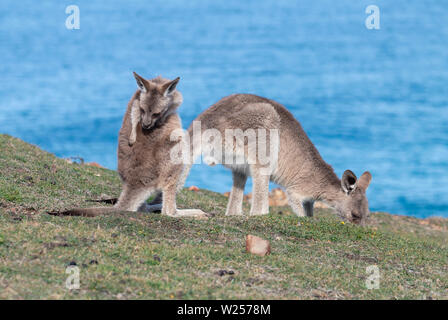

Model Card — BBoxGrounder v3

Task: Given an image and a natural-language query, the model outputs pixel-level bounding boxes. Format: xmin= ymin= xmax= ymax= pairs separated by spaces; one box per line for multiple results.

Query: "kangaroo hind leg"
xmin=225 ymin=170 xmax=248 ymax=216
xmin=249 ymin=165 xmax=270 ymax=216
xmin=115 ymin=184 xmax=153 ymax=212
xmin=161 ymin=184 xmax=208 ymax=218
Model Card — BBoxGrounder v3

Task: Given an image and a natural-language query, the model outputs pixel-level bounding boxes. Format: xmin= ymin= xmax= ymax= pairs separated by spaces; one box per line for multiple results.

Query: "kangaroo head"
xmin=337 ymin=170 xmax=372 ymax=225
xmin=133 ymin=72 xmax=182 ymax=130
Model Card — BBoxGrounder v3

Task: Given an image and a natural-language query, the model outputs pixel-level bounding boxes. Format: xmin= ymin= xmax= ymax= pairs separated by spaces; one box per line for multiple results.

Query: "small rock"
xmin=86 ymin=162 xmax=104 ymax=168
xmin=217 ymin=270 xmax=228 ymax=276
xmin=217 ymin=269 xmax=235 ymax=277
xmin=243 ymin=193 xmax=252 ymax=202
xmin=269 ymin=188 xmax=288 ymax=206
xmin=66 ymin=156 xmax=84 ymax=164
xmin=217 ymin=269 xmax=234 ymax=276
xmin=246 ymin=235 xmax=271 ymax=257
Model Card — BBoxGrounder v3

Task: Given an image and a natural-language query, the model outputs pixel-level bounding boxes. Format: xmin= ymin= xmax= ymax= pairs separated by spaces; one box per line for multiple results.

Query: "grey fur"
xmin=181 ymin=94 xmax=372 ymax=224
xmin=56 ymin=73 xmax=206 ymax=218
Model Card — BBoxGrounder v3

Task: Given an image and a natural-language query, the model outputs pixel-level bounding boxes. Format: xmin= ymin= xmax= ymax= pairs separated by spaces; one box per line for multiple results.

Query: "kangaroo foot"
xmin=167 ymin=209 xmax=211 ymax=219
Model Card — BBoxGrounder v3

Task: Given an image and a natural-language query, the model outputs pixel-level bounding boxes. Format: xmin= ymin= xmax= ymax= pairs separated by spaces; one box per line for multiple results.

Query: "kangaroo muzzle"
xmin=142 ymin=117 xmax=154 ymax=130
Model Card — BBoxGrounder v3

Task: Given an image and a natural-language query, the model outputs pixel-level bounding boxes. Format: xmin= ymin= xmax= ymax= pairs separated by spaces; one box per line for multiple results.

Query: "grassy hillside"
xmin=0 ymin=134 xmax=447 ymax=299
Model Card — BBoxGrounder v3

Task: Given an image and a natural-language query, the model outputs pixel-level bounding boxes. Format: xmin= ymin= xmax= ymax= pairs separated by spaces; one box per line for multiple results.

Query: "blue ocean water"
xmin=0 ymin=1 xmax=447 ymax=217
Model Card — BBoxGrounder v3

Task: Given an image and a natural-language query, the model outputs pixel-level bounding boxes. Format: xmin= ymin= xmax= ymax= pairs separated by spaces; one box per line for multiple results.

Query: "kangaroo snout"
xmin=349 ymin=210 xmax=369 ymax=225
xmin=142 ymin=120 xmax=154 ymax=130
xmin=350 ymin=212 xmax=362 ymax=225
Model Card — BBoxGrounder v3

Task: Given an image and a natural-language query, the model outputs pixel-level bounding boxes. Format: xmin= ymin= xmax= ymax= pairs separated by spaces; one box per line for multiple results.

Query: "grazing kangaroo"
xmin=53 ymin=72 xmax=206 ymax=218
xmin=178 ymin=94 xmax=372 ymax=224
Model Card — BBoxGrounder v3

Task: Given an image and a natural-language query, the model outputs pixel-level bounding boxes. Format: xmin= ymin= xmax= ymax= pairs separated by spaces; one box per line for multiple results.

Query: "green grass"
xmin=0 ymin=133 xmax=447 ymax=299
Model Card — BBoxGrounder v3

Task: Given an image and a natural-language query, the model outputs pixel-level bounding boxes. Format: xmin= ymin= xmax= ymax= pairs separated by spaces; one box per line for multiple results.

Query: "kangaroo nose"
xmin=350 ymin=212 xmax=362 ymax=224
xmin=142 ymin=123 xmax=152 ymax=130
xmin=352 ymin=212 xmax=361 ymax=218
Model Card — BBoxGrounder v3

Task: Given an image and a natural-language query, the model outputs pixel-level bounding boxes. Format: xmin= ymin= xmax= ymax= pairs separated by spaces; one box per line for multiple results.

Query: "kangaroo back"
xmin=184 ymin=93 xmax=372 ymax=224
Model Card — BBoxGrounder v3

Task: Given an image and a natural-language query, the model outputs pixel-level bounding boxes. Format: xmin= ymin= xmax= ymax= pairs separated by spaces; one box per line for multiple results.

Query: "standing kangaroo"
xmin=178 ymin=94 xmax=372 ymax=224
xmin=54 ymin=72 xmax=206 ymax=218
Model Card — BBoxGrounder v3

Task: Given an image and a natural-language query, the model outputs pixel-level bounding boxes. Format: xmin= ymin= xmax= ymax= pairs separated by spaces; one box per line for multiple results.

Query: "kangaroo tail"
xmin=47 ymin=207 xmax=118 ymax=217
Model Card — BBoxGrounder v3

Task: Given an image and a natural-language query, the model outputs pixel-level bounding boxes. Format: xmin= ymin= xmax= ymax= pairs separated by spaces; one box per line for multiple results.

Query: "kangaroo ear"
xmin=357 ymin=171 xmax=372 ymax=191
xmin=133 ymin=72 xmax=148 ymax=93
xmin=341 ymin=170 xmax=357 ymax=194
xmin=163 ymin=77 xmax=180 ymax=96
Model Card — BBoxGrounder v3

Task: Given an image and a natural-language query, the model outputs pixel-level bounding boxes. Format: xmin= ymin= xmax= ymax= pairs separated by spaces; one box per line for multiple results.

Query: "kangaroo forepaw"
xmin=128 ymin=132 xmax=137 ymax=146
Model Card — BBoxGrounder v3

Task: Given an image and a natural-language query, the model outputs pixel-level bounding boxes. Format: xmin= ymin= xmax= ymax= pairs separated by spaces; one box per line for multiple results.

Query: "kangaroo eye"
xmin=140 ymin=108 xmax=145 ymax=114
xmin=152 ymin=112 xmax=160 ymax=118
